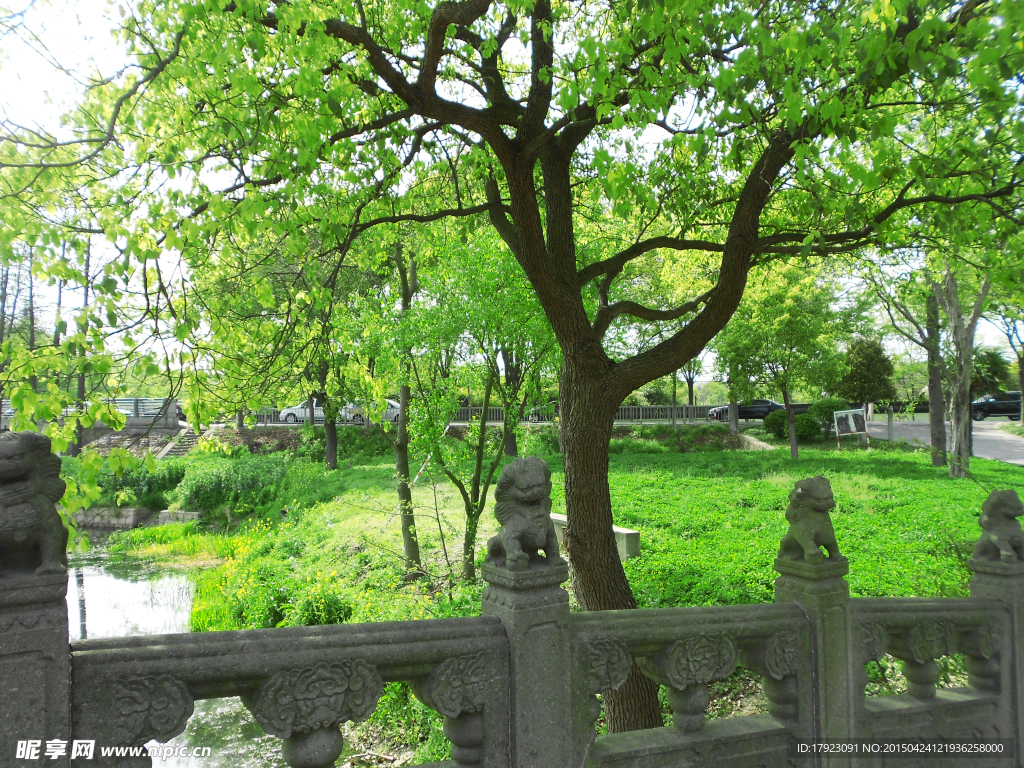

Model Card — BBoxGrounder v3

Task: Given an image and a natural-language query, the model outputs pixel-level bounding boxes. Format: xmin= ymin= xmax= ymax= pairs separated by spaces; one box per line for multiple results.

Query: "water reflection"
xmin=67 ymin=553 xmax=193 ymax=639
xmin=68 ymin=549 xmax=289 ymax=767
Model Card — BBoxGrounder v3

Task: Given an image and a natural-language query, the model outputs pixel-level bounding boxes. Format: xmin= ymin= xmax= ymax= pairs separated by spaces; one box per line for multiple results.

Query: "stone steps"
xmin=157 ymin=428 xmax=200 ymax=458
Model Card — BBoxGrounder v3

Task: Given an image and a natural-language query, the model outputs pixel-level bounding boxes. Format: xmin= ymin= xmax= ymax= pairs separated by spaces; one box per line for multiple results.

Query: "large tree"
xmin=4 ymin=0 xmax=1023 ymax=730
xmin=867 ymin=266 xmax=949 ymax=466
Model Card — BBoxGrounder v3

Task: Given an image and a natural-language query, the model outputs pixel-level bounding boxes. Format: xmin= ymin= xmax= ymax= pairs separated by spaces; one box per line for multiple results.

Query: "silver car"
xmin=343 ymin=399 xmax=401 ymax=424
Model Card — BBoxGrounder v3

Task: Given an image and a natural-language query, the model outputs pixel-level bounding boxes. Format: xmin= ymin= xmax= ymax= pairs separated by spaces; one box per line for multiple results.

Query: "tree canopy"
xmin=1 ymin=0 xmax=1022 ymax=731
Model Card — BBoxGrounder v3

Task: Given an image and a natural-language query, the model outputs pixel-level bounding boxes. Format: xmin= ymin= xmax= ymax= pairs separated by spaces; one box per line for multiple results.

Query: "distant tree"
xmin=834 ymin=339 xmax=897 ymax=404
xmin=972 ymin=347 xmax=1012 ymax=395
xmin=714 ymin=266 xmax=847 ymax=459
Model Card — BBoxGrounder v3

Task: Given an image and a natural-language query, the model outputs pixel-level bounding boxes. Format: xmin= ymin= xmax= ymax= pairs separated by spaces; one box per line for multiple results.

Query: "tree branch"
xmin=576 ymin=236 xmax=725 ymax=288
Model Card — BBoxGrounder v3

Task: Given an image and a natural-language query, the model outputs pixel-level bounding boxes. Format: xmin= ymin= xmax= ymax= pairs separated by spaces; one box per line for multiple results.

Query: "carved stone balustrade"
xmin=1 ymin=445 xmax=1022 ymax=768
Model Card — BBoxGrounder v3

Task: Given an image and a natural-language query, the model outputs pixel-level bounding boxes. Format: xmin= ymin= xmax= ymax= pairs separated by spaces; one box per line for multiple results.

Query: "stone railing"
xmin=1 ymin=436 xmax=1022 ymax=767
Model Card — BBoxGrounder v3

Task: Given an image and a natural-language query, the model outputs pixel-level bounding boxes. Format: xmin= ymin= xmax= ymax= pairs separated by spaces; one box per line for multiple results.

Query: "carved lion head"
xmin=0 ymin=431 xmax=65 ymax=503
xmin=494 ymin=457 xmax=552 ymax=525
xmin=788 ymin=475 xmax=834 ymax=515
xmin=982 ymin=489 xmax=1024 ymax=521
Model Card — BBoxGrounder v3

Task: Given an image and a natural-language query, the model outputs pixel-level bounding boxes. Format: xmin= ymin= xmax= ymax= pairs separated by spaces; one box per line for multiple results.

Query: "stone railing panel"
xmin=570 ymin=603 xmax=812 ymax=767
xmin=71 ymin=617 xmax=510 ymax=768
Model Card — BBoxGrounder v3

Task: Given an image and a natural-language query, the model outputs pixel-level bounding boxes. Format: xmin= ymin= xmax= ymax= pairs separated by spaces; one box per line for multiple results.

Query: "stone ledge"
xmin=0 ymin=571 xmax=68 ymax=606
xmin=968 ymin=558 xmax=1024 ymax=577
xmin=549 ymin=513 xmax=640 ymax=560
xmin=739 ymin=433 xmax=778 ymax=451
xmin=72 ymin=506 xmax=158 ymax=531
xmin=774 ymin=554 xmax=849 ymax=579
xmin=481 ymin=560 xmax=569 ymax=590
xmin=158 ymin=509 xmax=202 ymax=525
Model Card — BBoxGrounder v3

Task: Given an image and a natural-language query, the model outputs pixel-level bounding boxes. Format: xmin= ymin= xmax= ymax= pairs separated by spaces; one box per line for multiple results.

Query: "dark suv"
xmin=971 ymin=392 xmax=1022 ymax=421
xmin=708 ymin=399 xmax=786 ymax=422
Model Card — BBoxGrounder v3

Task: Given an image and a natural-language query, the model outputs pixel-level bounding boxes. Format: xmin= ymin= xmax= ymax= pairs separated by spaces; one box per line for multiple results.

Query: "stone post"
xmin=967 ymin=489 xmax=1024 ymax=758
xmin=480 ymin=455 xmax=572 ymax=768
xmin=481 ymin=560 xmax=572 ymax=768
xmin=773 ymin=476 xmax=857 ymax=768
xmin=0 ymin=574 xmax=71 ymax=767
xmin=887 ymin=405 xmax=894 ymax=443
xmin=0 ymin=432 xmax=72 ymax=768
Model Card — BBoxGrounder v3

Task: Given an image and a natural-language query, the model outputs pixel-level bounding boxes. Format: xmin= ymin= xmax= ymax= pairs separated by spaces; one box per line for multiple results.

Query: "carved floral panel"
xmin=584 ymin=639 xmax=632 ymax=695
xmin=111 ymin=675 xmax=194 ymax=746
xmin=247 ymin=659 xmax=383 ymax=739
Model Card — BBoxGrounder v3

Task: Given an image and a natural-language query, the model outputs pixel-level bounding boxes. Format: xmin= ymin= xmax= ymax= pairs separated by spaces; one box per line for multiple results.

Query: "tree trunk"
xmin=560 ymin=370 xmax=663 ymax=731
xmin=27 ymin=251 xmax=36 ymax=393
xmin=933 ymin=270 xmax=989 ymax=479
xmin=671 ymin=374 xmax=677 ymax=429
xmin=306 ymin=395 xmax=315 ymax=425
xmin=395 ymin=382 xmax=422 ymax=573
xmin=501 ymin=348 xmax=521 ymax=456
xmin=463 ymin=512 xmax=481 ymax=580
xmin=687 ymin=378 xmax=695 ymax=406
xmin=324 ymin=420 xmax=338 ymax=470
xmin=235 ymin=410 xmax=245 ymax=431
xmin=69 ymin=246 xmax=90 ymax=457
xmin=1019 ymin=355 xmax=1024 ymax=422
xmin=781 ymin=387 xmax=798 ymax=459
xmin=729 ymin=395 xmax=739 ymax=436
xmin=949 ymin=375 xmax=972 ymax=477
xmin=925 ymin=290 xmax=947 ymax=466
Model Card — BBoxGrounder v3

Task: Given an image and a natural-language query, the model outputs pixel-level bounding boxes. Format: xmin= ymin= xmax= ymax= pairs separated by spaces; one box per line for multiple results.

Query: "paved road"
xmin=866 ymin=417 xmax=1024 ymax=466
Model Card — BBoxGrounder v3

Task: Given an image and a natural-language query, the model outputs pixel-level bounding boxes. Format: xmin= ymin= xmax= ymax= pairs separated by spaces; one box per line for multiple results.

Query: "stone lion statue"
xmin=972 ymin=489 xmax=1024 ymax=563
xmin=0 ymin=431 xmax=67 ymax=575
xmin=777 ymin=476 xmax=841 ymax=565
xmin=487 ymin=457 xmax=565 ymax=571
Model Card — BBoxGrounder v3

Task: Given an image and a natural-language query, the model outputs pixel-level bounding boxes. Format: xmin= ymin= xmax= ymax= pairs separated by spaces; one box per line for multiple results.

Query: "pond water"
xmin=68 ymin=550 xmax=288 ymax=767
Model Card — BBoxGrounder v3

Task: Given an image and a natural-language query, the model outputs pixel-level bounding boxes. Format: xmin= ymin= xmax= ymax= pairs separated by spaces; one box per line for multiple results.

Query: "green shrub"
xmin=763 ymin=409 xmax=788 ymax=440
xmin=794 ymin=413 xmax=822 ymax=441
xmin=280 ymin=580 xmax=354 ymax=626
xmin=95 ymin=458 xmax=189 ymax=510
xmin=808 ymin=398 xmax=849 ymax=436
xmin=171 ymin=455 xmax=290 ymax=515
xmin=525 ymin=425 xmax=560 ymax=456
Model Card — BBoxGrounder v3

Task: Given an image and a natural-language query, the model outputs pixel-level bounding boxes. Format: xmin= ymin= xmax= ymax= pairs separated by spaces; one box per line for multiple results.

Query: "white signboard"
xmin=833 ymin=408 xmax=870 ymax=450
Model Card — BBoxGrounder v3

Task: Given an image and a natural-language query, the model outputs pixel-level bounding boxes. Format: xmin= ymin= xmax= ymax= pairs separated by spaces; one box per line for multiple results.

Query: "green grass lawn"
xmin=94 ymin=432 xmax=1023 ymax=759
xmin=102 ymin=435 xmax=1022 ymax=624
xmin=605 ymin=448 xmax=1018 ymax=607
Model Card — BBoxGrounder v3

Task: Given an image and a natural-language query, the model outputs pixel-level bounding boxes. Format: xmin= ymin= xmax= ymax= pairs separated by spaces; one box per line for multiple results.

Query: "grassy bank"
xmin=1001 ymin=421 xmax=1024 ymax=439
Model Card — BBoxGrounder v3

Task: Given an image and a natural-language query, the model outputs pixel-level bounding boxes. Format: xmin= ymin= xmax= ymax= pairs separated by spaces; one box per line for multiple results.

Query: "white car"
xmin=343 ymin=399 xmax=402 ymax=424
xmin=279 ymin=399 xmax=325 ymax=424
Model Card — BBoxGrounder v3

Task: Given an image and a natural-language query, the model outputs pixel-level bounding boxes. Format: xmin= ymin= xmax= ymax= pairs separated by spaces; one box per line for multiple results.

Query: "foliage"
xmin=808 ymin=398 xmax=851 ymax=437
xmin=714 ymin=266 xmax=849 ymax=405
xmin=973 ymin=347 xmax=1013 ymax=395
xmin=794 ymin=413 xmax=822 ymax=441
xmin=295 ymin=424 xmax=391 ymax=465
xmin=170 ymin=455 xmax=291 ymax=517
xmin=763 ymin=410 xmax=789 ymax=440
xmin=834 ymin=339 xmax=897 ymax=404
xmin=90 ymin=458 xmax=189 ymax=511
